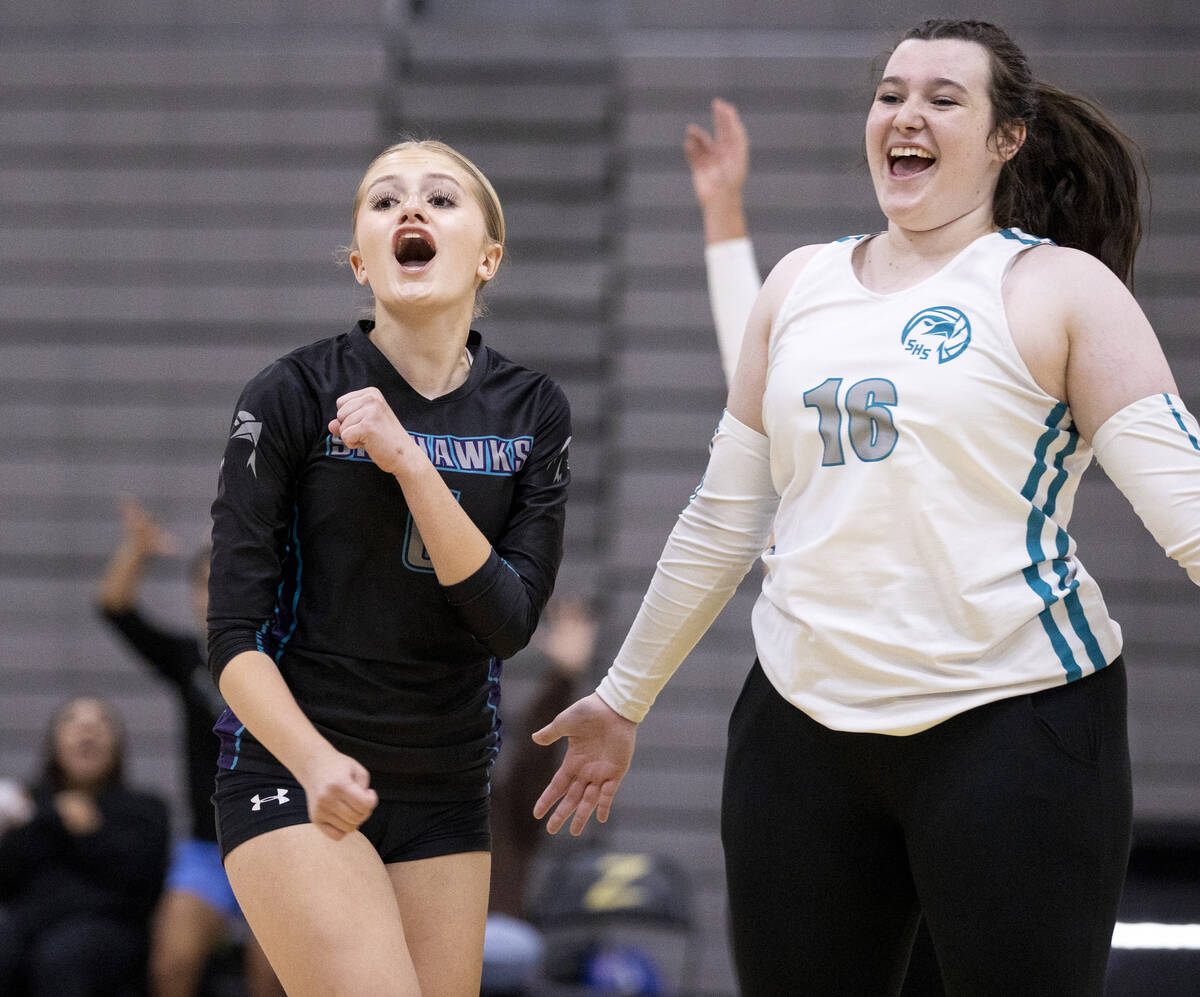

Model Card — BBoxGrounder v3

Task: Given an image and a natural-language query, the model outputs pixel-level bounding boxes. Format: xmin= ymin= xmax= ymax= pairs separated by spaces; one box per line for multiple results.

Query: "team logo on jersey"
xmin=901 ymin=306 xmax=972 ymax=364
xmin=229 ymin=410 xmax=262 ymax=477
xmin=326 ymin=432 xmax=532 ymax=476
xmin=548 ymin=436 xmax=571 ymax=484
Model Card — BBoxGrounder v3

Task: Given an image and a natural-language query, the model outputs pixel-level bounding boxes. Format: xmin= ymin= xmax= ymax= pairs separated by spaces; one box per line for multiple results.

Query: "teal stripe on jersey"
xmin=231 ymin=724 xmax=245 ymax=770
xmin=1164 ymin=393 xmax=1200 ymax=451
xmin=1043 ymin=424 xmax=1108 ymax=675
xmin=1062 ymin=589 xmax=1109 ymax=674
xmin=272 ymin=507 xmax=304 ymax=664
xmin=999 ymin=227 xmax=1055 ymax=247
xmin=1020 ymin=403 xmax=1082 ymax=680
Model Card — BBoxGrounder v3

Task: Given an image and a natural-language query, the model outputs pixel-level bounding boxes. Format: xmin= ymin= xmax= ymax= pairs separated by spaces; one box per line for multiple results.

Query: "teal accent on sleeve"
xmin=1164 ymin=394 xmax=1200 ymax=451
xmin=999 ymin=228 xmax=1055 ymax=246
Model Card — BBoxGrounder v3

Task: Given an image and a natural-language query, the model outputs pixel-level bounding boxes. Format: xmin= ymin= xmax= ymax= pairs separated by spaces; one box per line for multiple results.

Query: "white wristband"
xmin=596 ymin=411 xmax=778 ymax=722
xmin=1092 ymin=393 xmax=1200 ymax=585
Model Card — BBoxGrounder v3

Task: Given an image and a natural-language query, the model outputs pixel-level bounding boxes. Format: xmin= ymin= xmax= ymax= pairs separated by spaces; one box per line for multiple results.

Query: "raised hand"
xmin=119 ymin=494 xmax=180 ymax=558
xmin=684 ymin=97 xmax=750 ymax=221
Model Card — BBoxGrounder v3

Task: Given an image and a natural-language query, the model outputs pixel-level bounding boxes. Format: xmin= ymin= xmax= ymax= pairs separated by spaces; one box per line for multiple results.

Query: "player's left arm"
xmin=1057 ymin=249 xmax=1179 ymax=441
xmin=330 ymin=386 xmax=493 ymax=584
xmin=1058 ymin=249 xmax=1200 ymax=585
xmin=457 ymin=381 xmax=572 ymax=656
xmin=331 ymin=380 xmax=571 ymax=656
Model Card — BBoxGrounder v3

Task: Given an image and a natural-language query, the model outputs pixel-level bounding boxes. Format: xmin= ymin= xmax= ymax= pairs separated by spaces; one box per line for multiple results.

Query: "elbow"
xmin=444 ymin=551 xmax=549 ymax=659
xmin=207 ymin=624 xmax=261 ymax=686
xmin=477 ymin=608 xmax=540 ymax=660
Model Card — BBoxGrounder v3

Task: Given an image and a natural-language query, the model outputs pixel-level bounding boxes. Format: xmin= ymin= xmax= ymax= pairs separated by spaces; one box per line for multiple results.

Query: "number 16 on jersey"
xmin=802 ymin=377 xmax=899 ymax=466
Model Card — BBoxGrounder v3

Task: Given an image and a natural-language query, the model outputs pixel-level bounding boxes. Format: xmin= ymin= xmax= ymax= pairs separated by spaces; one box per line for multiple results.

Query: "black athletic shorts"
xmin=213 ymin=767 xmax=491 ymax=864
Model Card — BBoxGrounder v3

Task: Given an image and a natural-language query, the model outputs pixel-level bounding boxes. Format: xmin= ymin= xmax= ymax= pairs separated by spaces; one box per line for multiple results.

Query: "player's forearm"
xmin=700 ymin=194 xmax=749 ymax=246
xmin=216 ymin=650 xmax=337 ymax=779
xmin=96 ymin=541 xmax=149 ymax=612
xmin=597 ymin=411 xmax=777 ymax=721
xmin=394 ymin=458 xmax=492 ymax=586
xmin=705 ymin=237 xmax=762 ymax=387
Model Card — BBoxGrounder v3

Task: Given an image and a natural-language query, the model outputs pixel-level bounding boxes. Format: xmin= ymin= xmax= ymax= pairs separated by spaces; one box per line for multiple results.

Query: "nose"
xmin=398 ymin=191 xmax=428 ymax=222
xmin=893 ymin=98 xmax=924 ymax=133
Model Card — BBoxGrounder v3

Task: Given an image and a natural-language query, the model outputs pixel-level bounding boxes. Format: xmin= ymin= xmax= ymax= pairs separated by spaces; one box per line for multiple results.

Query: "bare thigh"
xmin=224 ymin=824 xmax=421 ymax=997
xmin=388 ymin=850 xmax=491 ymax=997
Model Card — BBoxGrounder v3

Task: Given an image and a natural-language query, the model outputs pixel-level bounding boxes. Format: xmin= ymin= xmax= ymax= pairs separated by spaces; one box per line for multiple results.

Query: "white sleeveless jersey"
xmin=753 ymin=228 xmax=1122 ymax=735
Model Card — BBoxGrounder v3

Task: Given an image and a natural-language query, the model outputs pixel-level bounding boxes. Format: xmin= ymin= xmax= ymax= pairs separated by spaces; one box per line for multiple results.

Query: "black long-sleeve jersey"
xmin=208 ymin=321 xmax=571 ymax=801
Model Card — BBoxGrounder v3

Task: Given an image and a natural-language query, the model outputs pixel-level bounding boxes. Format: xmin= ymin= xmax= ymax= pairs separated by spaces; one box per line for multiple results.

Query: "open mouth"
xmin=888 ymin=146 xmax=936 ymax=178
xmin=394 ymin=233 xmax=437 ymax=270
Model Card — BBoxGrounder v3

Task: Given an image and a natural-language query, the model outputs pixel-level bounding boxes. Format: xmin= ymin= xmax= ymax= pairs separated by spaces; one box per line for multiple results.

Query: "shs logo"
xmin=901 ymin=306 xmax=971 ymax=364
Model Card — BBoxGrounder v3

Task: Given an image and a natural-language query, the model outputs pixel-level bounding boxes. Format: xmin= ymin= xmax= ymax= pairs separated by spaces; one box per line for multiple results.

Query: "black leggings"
xmin=722 ymin=659 xmax=1132 ymax=997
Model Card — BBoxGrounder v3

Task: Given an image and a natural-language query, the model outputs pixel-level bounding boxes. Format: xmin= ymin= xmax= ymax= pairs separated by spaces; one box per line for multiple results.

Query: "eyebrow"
xmin=878 ymin=75 xmax=969 ymax=93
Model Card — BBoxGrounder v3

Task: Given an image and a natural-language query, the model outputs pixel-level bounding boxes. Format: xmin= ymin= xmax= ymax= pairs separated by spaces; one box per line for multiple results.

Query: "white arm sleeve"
xmin=1091 ymin=393 xmax=1200 ymax=585
xmin=596 ymin=411 xmax=778 ymax=722
xmin=704 ymin=237 xmax=762 ymax=386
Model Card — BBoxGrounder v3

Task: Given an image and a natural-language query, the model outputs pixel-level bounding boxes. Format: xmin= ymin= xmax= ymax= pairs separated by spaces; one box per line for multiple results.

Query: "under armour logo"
xmin=250 ymin=789 xmax=290 ymax=811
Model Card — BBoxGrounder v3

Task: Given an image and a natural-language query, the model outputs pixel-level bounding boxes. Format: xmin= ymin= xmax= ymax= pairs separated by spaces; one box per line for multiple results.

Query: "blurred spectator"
xmin=97 ymin=496 xmax=282 ymax=997
xmin=0 ymin=697 xmax=170 ymax=996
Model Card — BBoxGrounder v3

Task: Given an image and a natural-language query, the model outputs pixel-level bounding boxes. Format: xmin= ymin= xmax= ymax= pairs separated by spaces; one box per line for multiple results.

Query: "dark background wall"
xmin=1 ymin=2 xmax=1197 ymax=993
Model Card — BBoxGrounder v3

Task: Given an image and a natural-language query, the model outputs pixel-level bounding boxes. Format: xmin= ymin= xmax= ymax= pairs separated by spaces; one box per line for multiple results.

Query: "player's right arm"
xmin=217 ymin=650 xmax=377 ymax=838
xmin=208 ymin=361 xmax=376 ymax=838
xmin=533 ymin=246 xmax=824 ymax=836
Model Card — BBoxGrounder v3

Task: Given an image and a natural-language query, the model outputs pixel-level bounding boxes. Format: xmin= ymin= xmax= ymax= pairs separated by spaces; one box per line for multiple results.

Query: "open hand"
xmin=532 ymin=693 xmax=637 ymax=836
xmin=684 ymin=97 xmax=750 ymax=209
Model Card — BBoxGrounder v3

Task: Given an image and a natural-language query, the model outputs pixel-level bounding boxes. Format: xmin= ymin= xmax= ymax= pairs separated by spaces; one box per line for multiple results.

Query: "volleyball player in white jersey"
xmin=685 ymin=95 xmax=949 ymax=997
xmin=534 ymin=19 xmax=1200 ymax=996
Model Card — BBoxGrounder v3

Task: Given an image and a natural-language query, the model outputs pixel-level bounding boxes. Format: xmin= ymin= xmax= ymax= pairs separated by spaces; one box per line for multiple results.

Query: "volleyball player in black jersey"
xmin=208 ymin=140 xmax=571 ymax=996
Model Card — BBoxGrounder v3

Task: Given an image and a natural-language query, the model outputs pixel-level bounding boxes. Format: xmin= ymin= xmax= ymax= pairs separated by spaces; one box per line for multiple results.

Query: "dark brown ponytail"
xmin=901 ymin=19 xmax=1146 ymax=285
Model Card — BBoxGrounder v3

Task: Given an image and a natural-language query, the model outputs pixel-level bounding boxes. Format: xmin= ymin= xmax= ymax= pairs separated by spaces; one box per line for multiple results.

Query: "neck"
xmin=886 ymin=208 xmax=997 ymax=259
xmin=369 ymin=302 xmax=475 ymax=400
xmin=860 ymin=204 xmax=997 ymax=293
